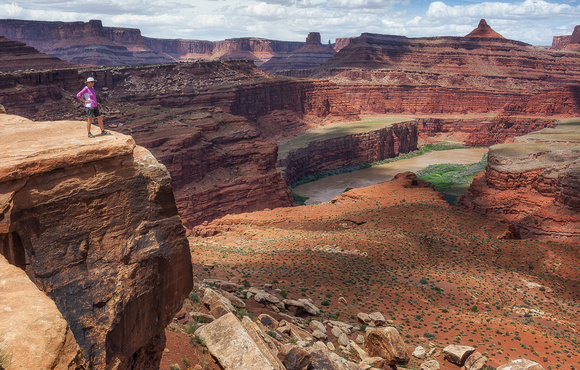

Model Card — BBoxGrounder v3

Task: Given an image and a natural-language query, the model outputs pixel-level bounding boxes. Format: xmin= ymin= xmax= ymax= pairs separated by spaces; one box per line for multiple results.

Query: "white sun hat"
xmin=86 ymin=77 xmax=96 ymax=83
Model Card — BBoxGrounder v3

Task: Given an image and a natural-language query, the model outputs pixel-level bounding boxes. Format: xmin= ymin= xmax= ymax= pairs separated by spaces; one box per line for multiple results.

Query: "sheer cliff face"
xmin=0 ymin=60 xmax=359 ymax=228
xmin=311 ymin=33 xmax=580 ymax=115
xmin=460 ymin=120 xmax=580 ymax=242
xmin=0 ymin=114 xmax=193 ymax=368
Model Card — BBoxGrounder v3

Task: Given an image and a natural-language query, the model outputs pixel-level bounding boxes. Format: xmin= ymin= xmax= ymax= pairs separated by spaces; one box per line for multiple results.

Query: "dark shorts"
xmin=86 ymin=106 xmax=101 ymax=118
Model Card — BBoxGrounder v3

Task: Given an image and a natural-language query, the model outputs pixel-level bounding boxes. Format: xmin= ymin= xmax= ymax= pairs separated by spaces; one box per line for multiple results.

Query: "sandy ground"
xmin=178 ymin=173 xmax=580 ymax=369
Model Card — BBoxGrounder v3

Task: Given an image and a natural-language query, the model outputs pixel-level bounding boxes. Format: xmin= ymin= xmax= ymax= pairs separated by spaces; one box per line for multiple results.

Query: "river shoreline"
xmin=292 ymin=147 xmax=489 ymax=205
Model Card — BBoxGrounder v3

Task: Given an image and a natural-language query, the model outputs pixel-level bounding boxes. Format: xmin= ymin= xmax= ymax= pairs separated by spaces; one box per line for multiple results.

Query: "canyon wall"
xmin=309 ymin=29 xmax=580 ymax=115
xmin=551 ymin=25 xmax=580 ymax=50
xmin=279 ymin=120 xmax=418 ymax=184
xmin=460 ymin=120 xmax=580 ymax=242
xmin=0 ymin=114 xmax=193 ymax=367
xmin=0 ymin=19 xmax=307 ymax=66
xmin=0 ymin=35 xmax=78 ymax=72
xmin=417 ymin=116 xmax=556 ymax=146
xmin=0 ymin=59 xmax=359 ymax=229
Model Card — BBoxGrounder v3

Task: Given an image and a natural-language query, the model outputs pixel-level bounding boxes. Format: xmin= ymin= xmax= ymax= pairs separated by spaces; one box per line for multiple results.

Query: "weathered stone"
xmin=338 ymin=296 xmax=347 ymax=305
xmin=364 ymin=327 xmax=410 ymax=365
xmin=257 ymin=313 xmax=280 ymax=332
xmin=420 ymin=359 xmax=441 ymax=370
xmin=283 ymin=298 xmax=320 ymax=315
xmin=463 ymin=351 xmax=488 ymax=370
xmin=368 ymin=312 xmax=386 ymax=326
xmin=348 ymin=341 xmax=369 ymax=361
xmin=282 ymin=345 xmax=312 ymax=370
xmin=329 ymin=320 xmax=353 ymax=334
xmin=313 ymin=330 xmax=328 ymax=340
xmin=0 ymin=255 xmax=85 ymax=369
xmin=359 ymin=356 xmax=384 ymax=369
xmin=280 ymin=320 xmax=314 ymax=342
xmin=203 ymin=288 xmax=235 ymax=312
xmin=219 ymin=281 xmax=239 ymax=292
xmin=241 ymin=316 xmax=285 ymax=370
xmin=497 ymin=359 xmax=545 ymax=370
xmin=305 ymin=348 xmax=344 ymax=370
xmin=332 ymin=326 xmax=344 ymax=338
xmin=195 ymin=312 xmax=278 ymax=369
xmin=327 ymin=341 xmax=336 ymax=352
xmin=355 ymin=334 xmax=365 ymax=344
xmin=210 ymin=302 xmax=231 ymax=319
xmin=309 ymin=320 xmax=326 ymax=333
xmin=338 ymin=333 xmax=350 ymax=347
xmin=443 ymin=345 xmax=475 ymax=366
xmin=189 ymin=311 xmax=215 ymax=323
xmin=0 ymin=116 xmax=193 ymax=368
xmin=220 ymin=289 xmax=246 ymax=308
xmin=357 ymin=312 xmax=372 ymax=324
xmin=413 ymin=345 xmax=427 ymax=359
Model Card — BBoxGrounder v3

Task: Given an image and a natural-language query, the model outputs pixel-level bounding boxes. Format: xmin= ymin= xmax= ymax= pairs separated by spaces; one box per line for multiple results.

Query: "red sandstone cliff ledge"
xmin=460 ymin=119 xmax=580 ymax=242
xmin=0 ymin=114 xmax=193 ymax=368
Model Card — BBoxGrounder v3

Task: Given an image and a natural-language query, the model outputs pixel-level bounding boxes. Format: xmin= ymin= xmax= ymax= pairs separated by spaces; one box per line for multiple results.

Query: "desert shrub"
xmin=321 ymin=299 xmax=330 ymax=306
xmin=169 ymin=364 xmax=181 ymax=370
xmin=280 ymin=289 xmax=288 ymax=298
xmin=291 ymin=191 xmax=309 ymax=206
xmin=420 ymin=277 xmax=429 ymax=284
xmin=189 ymin=291 xmax=200 ymax=303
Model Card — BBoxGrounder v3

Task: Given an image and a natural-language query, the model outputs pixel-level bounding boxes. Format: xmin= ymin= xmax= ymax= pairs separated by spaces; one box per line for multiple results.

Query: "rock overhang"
xmin=0 ymin=114 xmax=136 ymax=182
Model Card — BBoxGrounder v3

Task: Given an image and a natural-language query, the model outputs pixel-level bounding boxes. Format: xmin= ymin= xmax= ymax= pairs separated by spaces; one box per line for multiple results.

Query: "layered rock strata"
xmin=0 ymin=19 xmax=307 ymax=66
xmin=0 ymin=60 xmax=359 ymax=227
xmin=551 ymin=25 xmax=580 ymax=50
xmin=417 ymin=116 xmax=556 ymax=146
xmin=279 ymin=120 xmax=417 ymax=184
xmin=0 ymin=114 xmax=193 ymax=367
xmin=260 ymin=32 xmax=336 ymax=73
xmin=0 ymin=35 xmax=78 ymax=72
xmin=309 ymin=25 xmax=580 ymax=115
xmin=460 ymin=119 xmax=580 ymax=242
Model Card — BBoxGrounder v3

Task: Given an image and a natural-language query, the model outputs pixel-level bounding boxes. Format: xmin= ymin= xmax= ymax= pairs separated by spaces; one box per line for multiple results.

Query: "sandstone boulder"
xmin=463 ymin=351 xmax=488 ymax=370
xmin=283 ymin=298 xmax=320 ymax=316
xmin=368 ymin=312 xmax=386 ymax=326
xmin=364 ymin=327 xmax=410 ymax=365
xmin=443 ymin=345 xmax=475 ymax=366
xmin=413 ymin=345 xmax=427 ymax=359
xmin=497 ymin=359 xmax=545 ymax=370
xmin=281 ymin=345 xmax=312 ymax=370
xmin=195 ymin=312 xmax=278 ymax=369
xmin=0 ymin=255 xmax=85 ymax=369
xmin=241 ymin=316 xmax=285 ymax=370
xmin=306 ymin=348 xmax=344 ymax=370
xmin=421 ymin=359 xmax=441 ymax=370
xmin=309 ymin=320 xmax=326 ymax=333
xmin=338 ymin=333 xmax=350 ymax=347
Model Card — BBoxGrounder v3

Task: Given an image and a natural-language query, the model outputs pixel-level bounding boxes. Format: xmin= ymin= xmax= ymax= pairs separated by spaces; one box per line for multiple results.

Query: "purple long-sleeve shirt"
xmin=77 ymin=86 xmax=98 ymax=108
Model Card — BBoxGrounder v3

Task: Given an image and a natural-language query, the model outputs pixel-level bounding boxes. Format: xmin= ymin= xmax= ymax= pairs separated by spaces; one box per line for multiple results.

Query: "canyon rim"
xmin=0 ymin=17 xmax=579 ymax=370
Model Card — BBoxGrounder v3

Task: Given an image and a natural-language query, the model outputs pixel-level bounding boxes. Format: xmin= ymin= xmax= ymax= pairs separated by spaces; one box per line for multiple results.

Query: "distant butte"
xmin=465 ymin=19 xmax=505 ymax=39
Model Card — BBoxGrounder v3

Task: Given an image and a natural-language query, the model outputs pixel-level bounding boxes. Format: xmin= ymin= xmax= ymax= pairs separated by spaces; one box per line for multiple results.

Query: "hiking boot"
xmin=88 ymin=132 xmax=95 ymax=138
xmin=101 ymin=130 xmax=112 ymax=135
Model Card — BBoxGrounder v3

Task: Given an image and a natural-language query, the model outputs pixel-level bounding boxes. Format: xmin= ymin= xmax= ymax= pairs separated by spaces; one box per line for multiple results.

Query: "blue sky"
xmin=0 ymin=0 xmax=578 ymax=45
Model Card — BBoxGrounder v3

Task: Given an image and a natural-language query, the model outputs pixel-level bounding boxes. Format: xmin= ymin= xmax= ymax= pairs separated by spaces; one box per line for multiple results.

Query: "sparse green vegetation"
xmin=417 ymin=153 xmax=487 ymax=204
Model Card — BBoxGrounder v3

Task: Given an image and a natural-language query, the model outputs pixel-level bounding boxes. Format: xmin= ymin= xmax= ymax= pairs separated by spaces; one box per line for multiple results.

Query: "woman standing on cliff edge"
xmin=77 ymin=77 xmax=111 ymax=138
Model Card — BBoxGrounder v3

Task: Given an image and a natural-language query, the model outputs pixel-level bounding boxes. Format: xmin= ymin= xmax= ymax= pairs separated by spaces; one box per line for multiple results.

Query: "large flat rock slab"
xmin=0 ymin=114 xmax=135 ymax=181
